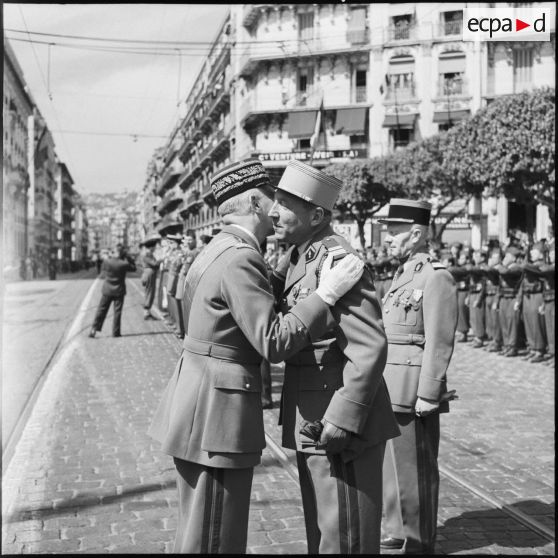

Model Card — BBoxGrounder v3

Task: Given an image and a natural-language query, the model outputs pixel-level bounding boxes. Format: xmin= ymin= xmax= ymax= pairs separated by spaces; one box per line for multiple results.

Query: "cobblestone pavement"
xmin=2 ymin=277 xmax=554 ymax=554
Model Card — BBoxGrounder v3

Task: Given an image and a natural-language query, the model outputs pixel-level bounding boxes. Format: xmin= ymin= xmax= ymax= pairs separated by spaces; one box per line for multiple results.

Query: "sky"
xmin=3 ymin=3 xmax=230 ymax=196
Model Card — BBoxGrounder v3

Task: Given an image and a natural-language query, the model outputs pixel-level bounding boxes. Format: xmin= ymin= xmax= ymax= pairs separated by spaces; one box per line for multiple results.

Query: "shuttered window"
xmin=298 ymin=12 xmax=314 ymax=41
xmin=513 ymin=48 xmax=533 ymax=93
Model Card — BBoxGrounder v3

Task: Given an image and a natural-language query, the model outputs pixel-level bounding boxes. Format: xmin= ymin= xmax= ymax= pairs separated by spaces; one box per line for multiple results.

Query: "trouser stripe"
xmin=333 ymin=455 xmax=360 ymax=554
xmin=201 ymin=467 xmax=225 ymax=553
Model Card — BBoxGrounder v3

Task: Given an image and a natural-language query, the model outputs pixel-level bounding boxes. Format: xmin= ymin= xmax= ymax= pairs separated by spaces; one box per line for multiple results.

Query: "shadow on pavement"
xmin=6 ymin=479 xmax=177 ymax=523
xmin=438 ymin=499 xmax=554 ymax=552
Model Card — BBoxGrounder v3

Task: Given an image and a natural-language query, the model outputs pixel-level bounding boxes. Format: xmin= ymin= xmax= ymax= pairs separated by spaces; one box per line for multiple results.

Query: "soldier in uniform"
xmin=148 ymin=159 xmax=364 ymax=554
xmin=496 ymin=247 xmax=524 ymax=357
xmin=175 ymin=231 xmax=200 ymax=338
xmin=157 ymin=238 xmax=172 ymax=318
xmin=540 ymin=245 xmax=555 ymax=367
xmin=164 ymin=234 xmax=184 ymax=336
xmin=484 ymin=249 xmax=504 ymax=352
xmin=450 ymin=249 xmax=472 ymax=342
xmin=468 ymin=250 xmax=488 ymax=348
xmin=268 ymin=160 xmax=400 ymax=554
xmin=518 ymin=241 xmax=548 ymax=363
xmin=140 ymin=234 xmax=163 ymax=320
xmin=378 ymin=199 xmax=458 ymax=555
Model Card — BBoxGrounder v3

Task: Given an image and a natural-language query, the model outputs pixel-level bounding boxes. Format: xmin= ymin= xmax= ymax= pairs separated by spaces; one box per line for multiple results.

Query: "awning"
xmin=388 ymin=56 xmax=415 ymax=75
xmin=433 ymin=109 xmax=470 ymax=123
xmin=335 ymin=107 xmax=368 ymax=135
xmin=382 ymin=113 xmax=417 ymax=128
xmin=287 ymin=110 xmax=318 ymax=139
xmin=439 ymin=54 xmax=466 ymax=74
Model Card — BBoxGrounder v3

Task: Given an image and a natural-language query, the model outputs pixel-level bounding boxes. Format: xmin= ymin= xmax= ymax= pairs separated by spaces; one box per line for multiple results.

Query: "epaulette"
xmin=322 ymin=236 xmax=348 ymax=262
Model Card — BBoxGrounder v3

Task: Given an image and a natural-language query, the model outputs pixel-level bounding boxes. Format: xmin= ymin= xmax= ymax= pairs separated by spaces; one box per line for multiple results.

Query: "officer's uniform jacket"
xmin=148 ymin=225 xmax=337 ymax=469
xmin=382 ymin=252 xmax=458 ymax=414
xmin=272 ymin=226 xmax=400 ymax=459
xmin=100 ymin=256 xmax=137 ymax=298
xmin=495 ymin=262 xmax=523 ymax=300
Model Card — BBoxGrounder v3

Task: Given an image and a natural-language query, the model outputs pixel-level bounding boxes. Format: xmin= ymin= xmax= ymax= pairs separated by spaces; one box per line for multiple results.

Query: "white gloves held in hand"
xmin=315 ymin=253 xmax=364 ymax=306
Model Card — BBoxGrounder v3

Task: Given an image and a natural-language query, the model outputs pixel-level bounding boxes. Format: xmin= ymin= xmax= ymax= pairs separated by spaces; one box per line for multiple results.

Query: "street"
xmin=1 ymin=274 xmax=555 ymax=555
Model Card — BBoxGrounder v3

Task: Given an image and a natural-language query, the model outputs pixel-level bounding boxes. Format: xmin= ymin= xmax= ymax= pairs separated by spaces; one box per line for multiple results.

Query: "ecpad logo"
xmin=463 ymin=8 xmax=551 ymax=41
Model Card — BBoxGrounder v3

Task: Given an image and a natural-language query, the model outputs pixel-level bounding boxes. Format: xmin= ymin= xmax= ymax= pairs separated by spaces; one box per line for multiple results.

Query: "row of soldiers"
xmin=366 ymin=241 xmax=555 ymax=366
xmin=149 ymin=231 xmax=555 ymax=367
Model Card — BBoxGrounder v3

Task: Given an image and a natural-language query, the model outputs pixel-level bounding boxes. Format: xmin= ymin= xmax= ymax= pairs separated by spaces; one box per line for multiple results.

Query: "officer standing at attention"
xmin=468 ymin=249 xmax=488 ymax=348
xmin=484 ymin=249 xmax=504 ymax=353
xmin=540 ymin=244 xmax=555 ymax=367
xmin=269 ymin=160 xmax=400 ymax=554
xmin=165 ymin=234 xmax=184 ymax=336
xmin=148 ymin=159 xmax=364 ymax=554
xmin=174 ymin=231 xmax=200 ymax=339
xmin=378 ymin=199 xmax=458 ymax=555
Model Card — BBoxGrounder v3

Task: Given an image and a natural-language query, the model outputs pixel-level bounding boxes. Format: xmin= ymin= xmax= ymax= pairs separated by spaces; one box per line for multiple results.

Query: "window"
xmin=347 ymin=7 xmax=367 ymax=44
xmin=350 ymin=134 xmax=367 ymax=147
xmin=297 ymin=67 xmax=314 ymax=105
xmin=441 ymin=10 xmax=463 ymax=35
xmin=390 ymin=14 xmax=413 ymax=40
xmin=438 ymin=122 xmax=456 ymax=132
xmin=298 ymin=12 xmax=314 ymax=42
xmin=387 ymin=56 xmax=416 ymax=100
xmin=390 ymin=128 xmax=413 ymax=150
xmin=298 ymin=138 xmax=311 ymax=149
xmin=353 ymin=69 xmax=367 ymax=103
xmin=513 ymin=48 xmax=533 ymax=92
xmin=438 ymin=53 xmax=466 ymax=96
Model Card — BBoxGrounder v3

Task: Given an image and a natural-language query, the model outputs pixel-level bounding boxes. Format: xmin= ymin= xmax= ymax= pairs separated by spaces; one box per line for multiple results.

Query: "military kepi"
xmin=276 ymin=160 xmax=342 ymax=211
xmin=379 ymin=198 xmax=432 ymax=226
xmin=211 ymin=158 xmax=271 ymax=206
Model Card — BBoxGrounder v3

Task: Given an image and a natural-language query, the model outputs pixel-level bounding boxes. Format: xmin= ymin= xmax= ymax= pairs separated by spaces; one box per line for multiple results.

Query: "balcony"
xmin=439 ymin=20 xmax=463 ymax=36
xmin=242 ymin=4 xmax=265 ymax=29
xmin=355 ymin=86 xmax=367 ymax=103
xmin=157 ymin=188 xmax=183 ymax=216
xmin=157 ymin=159 xmax=184 ymax=196
xmin=436 ymin=78 xmax=468 ymax=98
xmin=387 ymin=24 xmax=417 ymax=42
xmin=385 ymin=84 xmax=417 ymax=102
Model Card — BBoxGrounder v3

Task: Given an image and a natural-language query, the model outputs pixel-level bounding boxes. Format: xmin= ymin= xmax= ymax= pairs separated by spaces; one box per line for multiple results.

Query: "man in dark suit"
xmin=148 ymin=159 xmax=364 ymax=554
xmin=89 ymin=244 xmax=137 ymax=338
xmin=268 ymin=160 xmax=400 ymax=554
xmin=379 ymin=199 xmax=458 ymax=555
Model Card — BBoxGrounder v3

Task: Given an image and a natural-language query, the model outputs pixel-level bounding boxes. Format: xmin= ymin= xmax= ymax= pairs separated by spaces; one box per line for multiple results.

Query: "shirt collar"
xmin=228 ymin=224 xmax=261 ymax=253
xmin=297 ymin=240 xmax=311 ymax=257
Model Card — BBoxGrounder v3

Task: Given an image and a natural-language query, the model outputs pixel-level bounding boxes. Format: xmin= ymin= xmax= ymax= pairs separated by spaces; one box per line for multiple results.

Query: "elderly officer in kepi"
xmin=148 ymin=159 xmax=364 ymax=554
xmin=378 ymin=198 xmax=458 ymax=555
xmin=269 ymin=160 xmax=400 ymax=554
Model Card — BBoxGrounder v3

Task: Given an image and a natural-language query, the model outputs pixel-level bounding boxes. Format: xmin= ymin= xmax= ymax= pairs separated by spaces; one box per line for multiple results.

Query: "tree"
xmin=456 ymin=87 xmax=555 ymax=237
xmin=324 ymin=160 xmax=399 ymax=250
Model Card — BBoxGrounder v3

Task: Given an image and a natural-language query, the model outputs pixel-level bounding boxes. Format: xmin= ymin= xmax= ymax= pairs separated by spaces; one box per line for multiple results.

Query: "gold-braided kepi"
xmin=211 ymin=159 xmax=271 ymax=206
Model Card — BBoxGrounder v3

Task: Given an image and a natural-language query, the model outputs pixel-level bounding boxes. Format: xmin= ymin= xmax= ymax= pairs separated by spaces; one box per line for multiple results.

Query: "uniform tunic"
xmin=449 ymin=264 xmax=471 ymax=335
xmin=484 ymin=266 xmax=503 ymax=348
xmin=540 ymin=264 xmax=555 ymax=356
xmin=174 ymin=247 xmax=200 ymax=337
xmin=141 ymin=252 xmax=160 ymax=310
xmin=148 ymin=226 xmax=336 ymax=554
xmin=381 ymin=251 xmax=457 ymax=555
xmin=496 ymin=263 xmax=523 ymax=350
xmin=468 ymin=265 xmax=486 ymax=340
xmin=273 ymin=226 xmax=399 ymax=554
xmin=518 ymin=262 xmax=547 ymax=353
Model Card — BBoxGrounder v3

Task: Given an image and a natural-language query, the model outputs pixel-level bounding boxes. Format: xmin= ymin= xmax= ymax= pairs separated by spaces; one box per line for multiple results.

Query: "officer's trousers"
xmin=296 ymin=443 xmax=385 ymax=554
xmin=522 ymin=293 xmax=546 ymax=352
xmin=173 ymin=458 xmax=254 ymax=554
xmin=468 ymin=292 xmax=485 ymax=339
xmin=143 ymin=272 xmax=157 ymax=310
xmin=544 ymin=298 xmax=555 ymax=355
xmin=485 ymin=294 xmax=502 ymax=347
xmin=456 ymin=291 xmax=470 ymax=333
xmin=498 ymin=297 xmax=521 ymax=348
xmin=92 ymin=294 xmax=124 ymax=336
xmin=382 ymin=412 xmax=440 ymax=555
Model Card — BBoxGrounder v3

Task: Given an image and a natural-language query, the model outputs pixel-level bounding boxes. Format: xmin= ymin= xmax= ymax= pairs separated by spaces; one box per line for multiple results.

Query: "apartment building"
xmin=152 ymin=3 xmax=555 ymax=244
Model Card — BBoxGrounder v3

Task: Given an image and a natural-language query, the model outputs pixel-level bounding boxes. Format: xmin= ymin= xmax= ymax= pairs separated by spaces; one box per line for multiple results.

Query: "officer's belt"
xmin=386 ymin=333 xmax=425 ymax=345
xmin=183 ymin=336 xmax=261 ymax=365
xmin=285 ymin=346 xmax=344 ymax=366
xmin=543 ymin=289 xmax=555 ymax=301
xmin=470 ymin=284 xmax=483 ymax=293
xmin=457 ymin=281 xmax=468 ymax=290
xmin=486 ymin=288 xmax=498 ymax=295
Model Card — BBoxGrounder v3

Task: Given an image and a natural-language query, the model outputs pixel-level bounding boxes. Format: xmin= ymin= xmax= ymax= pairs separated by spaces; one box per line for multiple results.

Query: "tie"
xmin=394 ymin=264 xmax=405 ymax=281
xmin=290 ymin=248 xmax=299 ymax=265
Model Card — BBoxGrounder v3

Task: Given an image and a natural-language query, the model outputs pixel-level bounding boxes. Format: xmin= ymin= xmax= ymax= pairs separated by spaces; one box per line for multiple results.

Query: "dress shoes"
xmin=472 ymin=339 xmax=484 ymax=348
xmin=113 ymin=333 xmax=121 ymax=338
xmin=530 ymin=352 xmax=546 ymax=363
xmin=88 ymin=328 xmax=96 ymax=338
xmin=505 ymin=348 xmax=518 ymax=357
xmin=380 ymin=537 xmax=405 ymax=550
xmin=456 ymin=334 xmax=468 ymax=343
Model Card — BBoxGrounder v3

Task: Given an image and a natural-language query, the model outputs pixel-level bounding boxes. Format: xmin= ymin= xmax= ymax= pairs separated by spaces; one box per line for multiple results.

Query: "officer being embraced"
xmin=148 ymin=159 xmax=363 ymax=554
xmin=269 ymin=160 xmax=400 ymax=554
xmin=379 ymin=199 xmax=458 ymax=555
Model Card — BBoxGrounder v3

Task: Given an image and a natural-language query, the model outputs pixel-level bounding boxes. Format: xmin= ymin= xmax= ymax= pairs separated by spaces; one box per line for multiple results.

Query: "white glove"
xmin=315 ymin=253 xmax=364 ymax=306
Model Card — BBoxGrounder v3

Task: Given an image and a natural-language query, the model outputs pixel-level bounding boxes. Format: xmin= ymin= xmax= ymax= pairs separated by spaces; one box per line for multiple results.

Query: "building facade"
xmin=148 ymin=3 xmax=555 ymax=246
xmin=3 ymin=39 xmax=34 ymax=278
